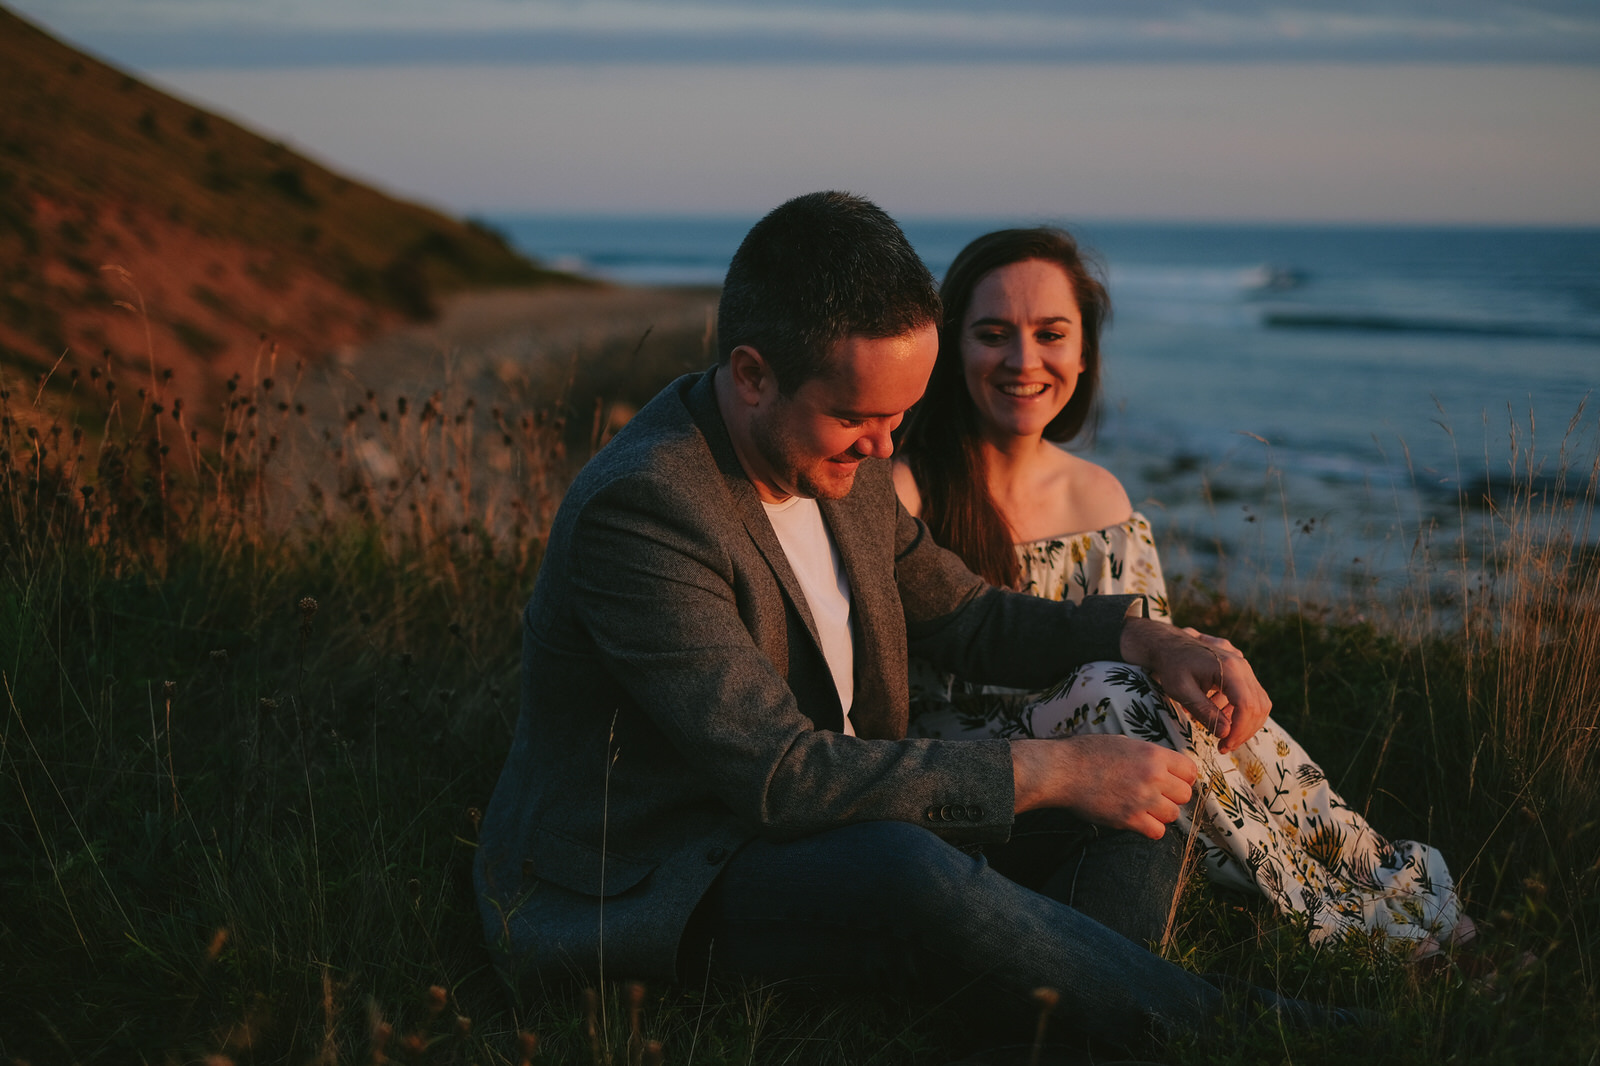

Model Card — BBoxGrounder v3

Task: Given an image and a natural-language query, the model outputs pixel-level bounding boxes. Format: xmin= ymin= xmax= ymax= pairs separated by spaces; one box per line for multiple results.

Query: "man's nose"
xmin=856 ymin=420 xmax=895 ymax=458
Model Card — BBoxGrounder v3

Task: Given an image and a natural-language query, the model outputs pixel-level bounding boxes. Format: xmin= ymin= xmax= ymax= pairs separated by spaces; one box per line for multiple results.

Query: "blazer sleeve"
xmin=891 ymin=500 xmax=1142 ymax=688
xmin=565 ymin=473 xmax=1016 ymax=843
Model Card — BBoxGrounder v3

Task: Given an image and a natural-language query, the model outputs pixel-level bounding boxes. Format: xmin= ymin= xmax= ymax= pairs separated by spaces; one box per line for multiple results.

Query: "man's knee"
xmin=830 ymin=820 xmax=989 ymax=907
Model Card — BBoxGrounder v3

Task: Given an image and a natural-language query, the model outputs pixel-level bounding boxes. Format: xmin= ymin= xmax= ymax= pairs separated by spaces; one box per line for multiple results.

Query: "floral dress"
xmin=909 ymin=512 xmax=1461 ymax=947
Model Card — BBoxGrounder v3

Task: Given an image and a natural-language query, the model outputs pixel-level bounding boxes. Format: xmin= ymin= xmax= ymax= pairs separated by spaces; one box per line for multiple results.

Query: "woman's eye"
xmin=1036 ymin=330 xmax=1065 ymax=343
xmin=974 ymin=329 xmax=1008 ymax=345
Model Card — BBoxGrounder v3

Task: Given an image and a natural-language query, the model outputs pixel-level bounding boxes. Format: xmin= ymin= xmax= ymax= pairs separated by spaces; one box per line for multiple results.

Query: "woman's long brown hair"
xmin=897 ymin=228 xmax=1111 ymax=589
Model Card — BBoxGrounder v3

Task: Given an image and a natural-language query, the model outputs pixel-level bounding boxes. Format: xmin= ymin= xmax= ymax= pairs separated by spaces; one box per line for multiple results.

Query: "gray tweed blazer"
xmin=475 ymin=370 xmax=1137 ymax=983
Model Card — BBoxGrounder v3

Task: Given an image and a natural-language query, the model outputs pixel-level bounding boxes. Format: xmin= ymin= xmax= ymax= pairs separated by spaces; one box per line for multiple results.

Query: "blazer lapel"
xmin=685 ymin=372 xmax=826 ymax=654
xmin=820 ymin=486 xmax=907 ymax=741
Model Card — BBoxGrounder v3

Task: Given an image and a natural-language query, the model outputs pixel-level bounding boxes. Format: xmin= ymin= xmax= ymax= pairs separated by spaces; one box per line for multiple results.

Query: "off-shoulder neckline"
xmin=1014 ymin=510 xmax=1149 ymax=549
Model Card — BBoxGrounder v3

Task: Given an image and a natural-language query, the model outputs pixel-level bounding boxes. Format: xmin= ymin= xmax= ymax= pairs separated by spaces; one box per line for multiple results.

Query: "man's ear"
xmin=727 ymin=345 xmax=774 ymax=405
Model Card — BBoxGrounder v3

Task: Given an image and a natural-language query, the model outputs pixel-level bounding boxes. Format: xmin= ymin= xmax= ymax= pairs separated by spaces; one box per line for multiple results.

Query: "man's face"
xmin=745 ymin=326 xmax=938 ymax=503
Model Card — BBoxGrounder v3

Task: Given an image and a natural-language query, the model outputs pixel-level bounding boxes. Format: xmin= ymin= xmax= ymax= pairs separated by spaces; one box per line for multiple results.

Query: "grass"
xmin=2 ymin=341 xmax=1597 ymax=1064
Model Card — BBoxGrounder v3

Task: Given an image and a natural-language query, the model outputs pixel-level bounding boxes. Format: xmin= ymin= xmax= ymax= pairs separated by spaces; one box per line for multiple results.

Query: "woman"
xmin=893 ymin=227 xmax=1465 ymax=950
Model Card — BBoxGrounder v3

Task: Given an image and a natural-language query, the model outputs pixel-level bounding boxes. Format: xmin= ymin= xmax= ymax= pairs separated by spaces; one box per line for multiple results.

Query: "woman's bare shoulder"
xmin=891 ymin=458 xmax=923 ymax=517
xmin=1053 ymin=451 xmax=1133 ymax=534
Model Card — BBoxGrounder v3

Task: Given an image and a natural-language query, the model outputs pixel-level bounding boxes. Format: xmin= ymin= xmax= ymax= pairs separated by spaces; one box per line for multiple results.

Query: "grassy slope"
xmin=0 ymin=4 xmax=570 ymax=423
xmin=2 ymin=348 xmax=1596 ymax=1064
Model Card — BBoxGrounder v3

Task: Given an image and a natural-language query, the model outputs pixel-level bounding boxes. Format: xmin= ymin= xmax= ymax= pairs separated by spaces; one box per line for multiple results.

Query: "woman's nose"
xmin=1004 ymin=338 xmax=1042 ymax=369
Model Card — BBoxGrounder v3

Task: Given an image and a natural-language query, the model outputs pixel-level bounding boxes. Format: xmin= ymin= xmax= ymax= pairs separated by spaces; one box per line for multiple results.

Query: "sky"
xmin=12 ymin=0 xmax=1600 ymax=223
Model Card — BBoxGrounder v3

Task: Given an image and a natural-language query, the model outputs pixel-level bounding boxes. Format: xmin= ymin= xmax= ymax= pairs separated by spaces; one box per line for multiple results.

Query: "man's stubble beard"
xmin=750 ymin=405 xmax=856 ymax=502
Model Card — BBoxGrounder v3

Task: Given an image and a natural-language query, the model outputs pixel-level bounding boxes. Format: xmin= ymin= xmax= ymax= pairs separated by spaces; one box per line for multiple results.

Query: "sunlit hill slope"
xmin=0 ymin=5 xmax=569 ymax=423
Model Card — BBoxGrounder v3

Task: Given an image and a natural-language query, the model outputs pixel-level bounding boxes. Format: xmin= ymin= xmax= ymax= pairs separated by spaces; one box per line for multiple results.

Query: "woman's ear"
xmin=727 ymin=345 xmax=775 ymax=406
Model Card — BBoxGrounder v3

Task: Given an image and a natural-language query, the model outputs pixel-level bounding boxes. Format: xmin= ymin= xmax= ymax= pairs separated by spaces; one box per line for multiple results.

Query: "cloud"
xmin=15 ymin=0 xmax=1600 ymax=68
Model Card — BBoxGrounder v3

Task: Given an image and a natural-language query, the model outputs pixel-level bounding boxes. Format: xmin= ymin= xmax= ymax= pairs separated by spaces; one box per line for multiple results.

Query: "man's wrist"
xmin=1119 ymin=614 xmax=1162 ymax=666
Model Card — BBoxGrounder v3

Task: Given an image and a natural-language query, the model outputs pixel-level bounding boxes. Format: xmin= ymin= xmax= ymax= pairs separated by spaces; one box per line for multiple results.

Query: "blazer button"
xmin=951 ymin=804 xmax=968 ymax=821
xmin=969 ymin=805 xmax=984 ymax=820
xmin=939 ymin=804 xmax=953 ymax=822
xmin=925 ymin=805 xmax=940 ymax=821
xmin=705 ymin=846 xmax=729 ymax=864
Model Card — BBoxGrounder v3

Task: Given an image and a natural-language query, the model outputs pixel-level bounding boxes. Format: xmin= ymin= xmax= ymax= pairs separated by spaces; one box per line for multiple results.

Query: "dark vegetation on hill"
xmin=0 ymin=4 xmax=573 ymax=430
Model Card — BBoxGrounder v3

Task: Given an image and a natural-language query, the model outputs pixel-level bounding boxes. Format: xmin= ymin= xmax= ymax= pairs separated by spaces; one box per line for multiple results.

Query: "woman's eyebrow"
xmin=968 ymin=315 xmax=1074 ymax=327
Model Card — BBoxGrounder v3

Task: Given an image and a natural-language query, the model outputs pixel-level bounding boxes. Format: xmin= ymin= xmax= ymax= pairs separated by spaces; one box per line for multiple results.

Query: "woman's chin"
xmin=984 ymin=411 xmax=1059 ymax=441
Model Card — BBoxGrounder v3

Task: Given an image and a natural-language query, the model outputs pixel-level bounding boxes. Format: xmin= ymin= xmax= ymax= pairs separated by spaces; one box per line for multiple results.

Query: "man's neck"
xmin=713 ymin=365 xmax=792 ymax=504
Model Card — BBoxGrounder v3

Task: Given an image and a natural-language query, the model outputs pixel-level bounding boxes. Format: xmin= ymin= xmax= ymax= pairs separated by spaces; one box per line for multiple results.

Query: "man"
xmin=476 ymin=192 xmax=1318 ymax=1052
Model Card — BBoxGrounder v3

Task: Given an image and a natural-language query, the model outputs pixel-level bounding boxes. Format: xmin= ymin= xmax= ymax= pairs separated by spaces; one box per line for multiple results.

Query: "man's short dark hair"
xmin=717 ymin=191 xmax=940 ymax=394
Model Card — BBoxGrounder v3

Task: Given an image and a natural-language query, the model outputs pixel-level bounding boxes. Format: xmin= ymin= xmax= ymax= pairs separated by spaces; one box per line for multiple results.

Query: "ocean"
xmin=487 ymin=215 xmax=1600 ymax=600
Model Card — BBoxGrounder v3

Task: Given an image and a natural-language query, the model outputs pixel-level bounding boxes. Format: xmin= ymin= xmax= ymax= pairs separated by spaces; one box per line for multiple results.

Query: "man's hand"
xmin=1120 ymin=617 xmax=1271 ymax=754
xmin=1011 ymin=735 xmax=1196 ymax=839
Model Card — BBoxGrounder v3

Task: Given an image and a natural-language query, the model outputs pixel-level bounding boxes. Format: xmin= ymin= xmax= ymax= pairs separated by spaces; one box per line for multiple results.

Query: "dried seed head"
xmin=298 ymin=596 xmax=318 ymax=617
xmin=206 ymin=927 xmax=230 ymax=961
xmin=454 ymin=1015 xmax=471 ymax=1036
xmin=163 ymin=680 xmax=176 ymax=697
xmin=259 ymin=697 xmax=278 ymax=712
xmin=1031 ymin=986 xmax=1060 ymax=1010
xmin=426 ymin=985 xmax=448 ymax=1015
xmin=210 ymin=648 xmax=228 ymax=663
xmin=516 ymin=1031 xmax=540 ymax=1065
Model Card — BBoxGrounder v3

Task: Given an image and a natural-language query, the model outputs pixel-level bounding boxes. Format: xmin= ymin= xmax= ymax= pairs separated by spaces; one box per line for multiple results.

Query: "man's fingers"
xmin=1130 ymin=813 xmax=1167 ymax=841
xmin=1177 ymin=687 xmax=1232 ymax=739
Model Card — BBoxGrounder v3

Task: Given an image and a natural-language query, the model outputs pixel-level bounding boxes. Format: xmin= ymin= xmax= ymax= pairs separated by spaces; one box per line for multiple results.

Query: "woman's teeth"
xmin=999 ymin=384 xmax=1047 ymax=397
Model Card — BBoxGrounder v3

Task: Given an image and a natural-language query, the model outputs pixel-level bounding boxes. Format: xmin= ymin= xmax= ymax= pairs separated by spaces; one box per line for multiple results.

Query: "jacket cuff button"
xmin=969 ymin=805 xmax=983 ymax=820
xmin=925 ymin=805 xmax=940 ymax=821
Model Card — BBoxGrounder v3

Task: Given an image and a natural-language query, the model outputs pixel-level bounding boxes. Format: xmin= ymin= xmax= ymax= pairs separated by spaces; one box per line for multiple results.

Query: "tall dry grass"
xmin=3 ymin=331 xmax=1598 ymax=1063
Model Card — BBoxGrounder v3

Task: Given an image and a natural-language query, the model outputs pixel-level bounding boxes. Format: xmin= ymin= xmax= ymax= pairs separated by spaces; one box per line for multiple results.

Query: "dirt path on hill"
xmin=307 ymin=283 xmax=721 ymax=423
xmin=267 ymin=282 xmax=720 ymax=523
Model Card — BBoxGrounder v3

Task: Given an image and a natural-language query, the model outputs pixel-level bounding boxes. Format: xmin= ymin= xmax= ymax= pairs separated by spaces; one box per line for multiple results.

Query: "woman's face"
xmin=959 ymin=258 xmax=1085 ymax=444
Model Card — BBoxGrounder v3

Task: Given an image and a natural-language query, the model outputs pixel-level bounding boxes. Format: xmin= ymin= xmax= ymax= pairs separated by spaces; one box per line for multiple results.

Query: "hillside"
xmin=0 ymin=5 xmax=571 ymax=425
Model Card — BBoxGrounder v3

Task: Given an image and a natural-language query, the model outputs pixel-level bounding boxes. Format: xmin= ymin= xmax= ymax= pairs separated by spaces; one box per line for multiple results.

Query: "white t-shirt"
xmin=761 ymin=496 xmax=855 ymax=735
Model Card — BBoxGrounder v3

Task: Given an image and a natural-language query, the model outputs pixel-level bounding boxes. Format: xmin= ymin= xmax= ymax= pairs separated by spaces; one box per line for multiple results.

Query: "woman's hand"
xmin=1120 ymin=618 xmax=1272 ymax=754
